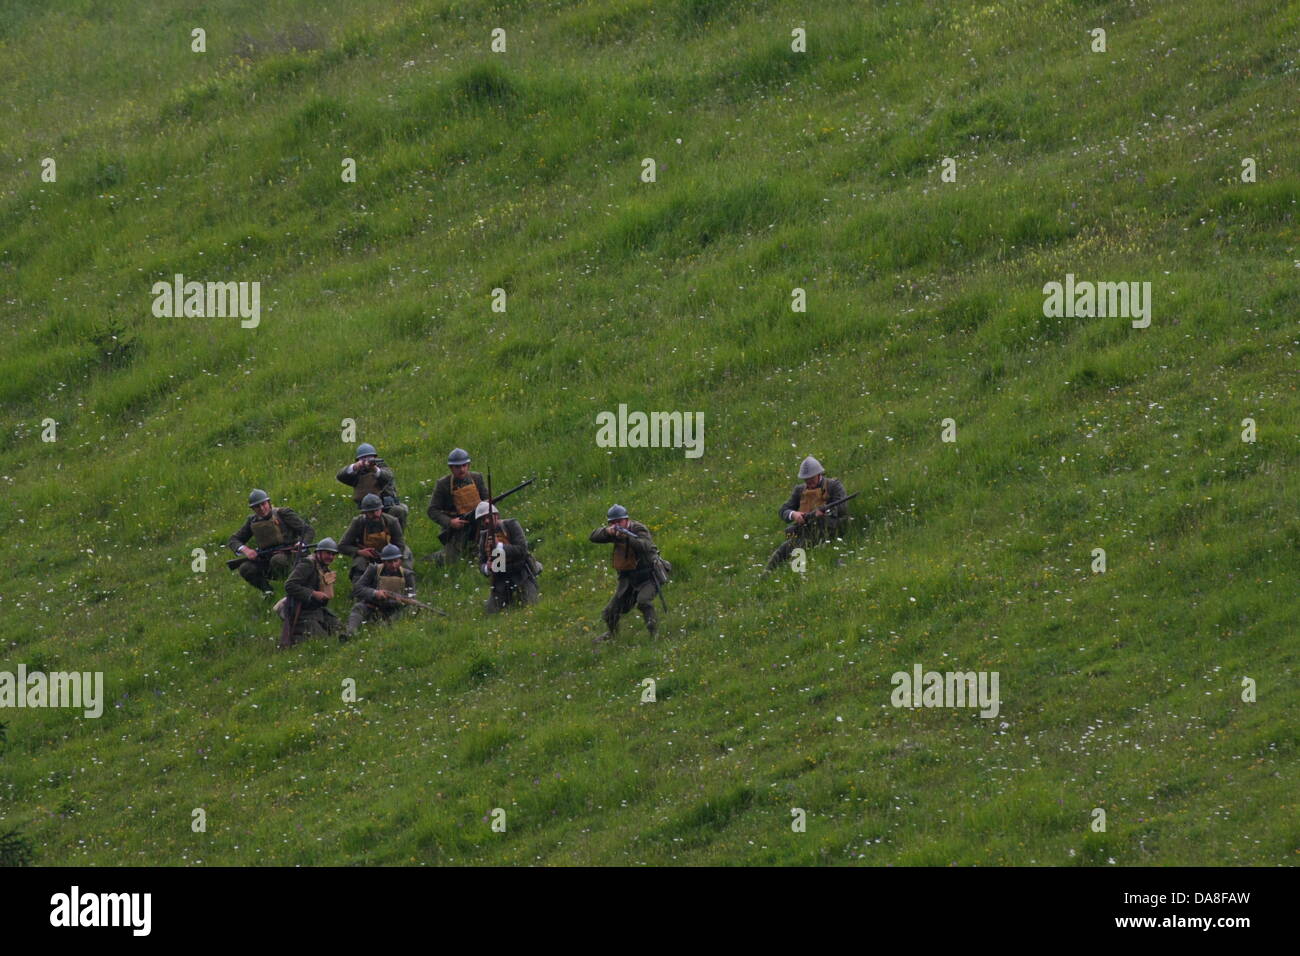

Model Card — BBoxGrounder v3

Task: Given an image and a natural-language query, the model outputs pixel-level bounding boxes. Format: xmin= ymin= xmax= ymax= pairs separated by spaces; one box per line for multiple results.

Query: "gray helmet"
xmin=360 ymin=493 xmax=384 ymax=511
xmin=474 ymin=500 xmax=499 ymax=520
xmin=379 ymin=543 xmax=403 ymax=562
xmin=798 ymin=456 xmax=824 ymax=480
xmin=607 ymin=504 xmax=629 ymax=521
xmin=314 ymin=538 xmax=340 ymax=554
xmin=355 ymin=442 xmax=377 ymax=460
xmin=248 ymin=488 xmax=270 ymax=507
xmin=447 ymin=447 xmax=471 ymax=466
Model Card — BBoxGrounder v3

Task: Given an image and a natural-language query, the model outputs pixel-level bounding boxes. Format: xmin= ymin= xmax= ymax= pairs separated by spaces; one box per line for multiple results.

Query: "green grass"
xmin=0 ymin=0 xmax=1296 ymax=865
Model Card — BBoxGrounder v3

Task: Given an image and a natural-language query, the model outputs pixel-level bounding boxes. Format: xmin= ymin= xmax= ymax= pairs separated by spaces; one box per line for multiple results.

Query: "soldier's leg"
xmin=345 ymin=602 xmax=371 ymax=639
xmin=239 ymin=559 xmax=271 ymax=592
xmin=635 ymin=578 xmax=658 ymax=637
xmin=765 ymin=536 xmax=797 ymax=571
xmin=387 ymin=502 xmax=410 ymax=531
xmin=518 ymin=571 xmax=539 ymax=606
xmin=266 ymin=551 xmax=293 ymax=582
xmin=484 ymin=578 xmax=506 ymax=614
xmin=402 ymin=546 xmax=414 ymax=572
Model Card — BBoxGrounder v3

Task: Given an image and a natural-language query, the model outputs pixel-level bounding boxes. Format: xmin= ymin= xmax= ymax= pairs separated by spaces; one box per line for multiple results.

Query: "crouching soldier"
xmin=340 ymin=493 xmax=411 ymax=582
xmin=344 ymin=543 xmax=419 ymax=642
xmin=476 ymin=501 xmax=540 ymax=613
xmin=227 ymin=488 xmax=313 ymax=594
xmin=591 ymin=504 xmax=669 ymax=643
xmin=427 ymin=448 xmax=489 ymax=565
xmin=337 ymin=442 xmax=409 ymax=530
xmin=278 ymin=538 xmax=342 ymax=647
xmin=765 ymin=456 xmax=853 ymax=571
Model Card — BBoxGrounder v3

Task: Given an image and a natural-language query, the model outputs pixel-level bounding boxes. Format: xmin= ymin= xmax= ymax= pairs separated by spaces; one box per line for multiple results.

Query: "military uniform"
xmin=478 ymin=517 xmax=539 ymax=613
xmin=766 ymin=473 xmax=849 ymax=570
xmin=281 ymin=553 xmax=341 ymax=643
xmin=227 ymin=507 xmax=313 ymax=592
xmin=339 ymin=511 xmax=409 ymax=581
xmin=345 ymin=563 xmax=418 ymax=638
xmin=336 ymin=458 xmax=409 ymax=529
xmin=591 ymin=519 xmax=666 ymax=639
xmin=427 ymin=471 xmax=489 ymax=564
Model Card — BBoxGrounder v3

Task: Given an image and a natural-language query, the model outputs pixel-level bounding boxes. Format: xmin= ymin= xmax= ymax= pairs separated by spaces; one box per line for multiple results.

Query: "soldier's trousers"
xmin=434 ymin=526 xmax=477 ymax=565
xmin=346 ymin=602 xmax=405 ymax=637
xmin=603 ymin=570 xmax=658 ymax=637
xmin=484 ymin=570 xmax=538 ymax=613
xmin=349 ymin=547 xmax=414 ymax=581
xmin=278 ymin=602 xmax=340 ymax=645
xmin=238 ymin=552 xmax=293 ymax=591
xmin=766 ymin=518 xmax=846 ymax=570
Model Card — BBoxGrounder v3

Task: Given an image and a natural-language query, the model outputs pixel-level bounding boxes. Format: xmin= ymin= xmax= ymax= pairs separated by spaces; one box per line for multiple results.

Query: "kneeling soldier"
xmin=337 ymin=442 xmax=410 ymax=530
xmin=340 ymin=493 xmax=410 ymax=582
xmin=344 ymin=543 xmax=418 ymax=642
xmin=591 ymin=504 xmax=669 ymax=643
xmin=476 ymin=500 xmax=539 ymax=613
xmin=427 ymin=448 xmax=489 ymax=565
xmin=765 ymin=456 xmax=852 ymax=571
xmin=227 ymin=488 xmax=313 ymax=594
xmin=279 ymin=538 xmax=342 ymax=646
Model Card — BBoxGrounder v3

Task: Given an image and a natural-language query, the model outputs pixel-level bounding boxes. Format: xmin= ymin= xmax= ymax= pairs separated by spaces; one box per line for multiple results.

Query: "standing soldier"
xmin=343 ymin=543 xmax=419 ymax=642
xmin=279 ymin=538 xmax=342 ymax=646
xmin=336 ymin=442 xmax=409 ymax=530
xmin=427 ymin=448 xmax=489 ymax=565
xmin=765 ymin=456 xmax=852 ymax=571
xmin=475 ymin=501 xmax=539 ymax=613
xmin=227 ymin=489 xmax=314 ymax=595
xmin=590 ymin=504 xmax=669 ymax=643
xmin=340 ymin=493 xmax=410 ymax=581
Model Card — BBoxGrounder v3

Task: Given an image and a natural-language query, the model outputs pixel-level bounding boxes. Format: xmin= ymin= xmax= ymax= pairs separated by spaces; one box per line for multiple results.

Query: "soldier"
xmin=227 ymin=489 xmax=314 ymax=594
xmin=427 ymin=448 xmax=489 ymax=565
xmin=475 ymin=500 xmax=540 ymax=613
xmin=590 ymin=504 xmax=669 ymax=643
xmin=336 ymin=442 xmax=409 ymax=530
xmin=340 ymin=493 xmax=410 ymax=582
xmin=279 ymin=538 xmax=342 ymax=646
xmin=765 ymin=456 xmax=852 ymax=571
xmin=343 ymin=543 xmax=419 ymax=642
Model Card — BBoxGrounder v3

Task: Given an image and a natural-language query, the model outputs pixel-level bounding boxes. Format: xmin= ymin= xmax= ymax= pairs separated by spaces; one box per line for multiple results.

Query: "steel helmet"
xmin=248 ymin=489 xmax=271 ymax=507
xmin=607 ymin=504 xmax=629 ymax=521
xmin=447 ymin=448 xmax=471 ymax=466
xmin=474 ymin=500 xmax=499 ymax=519
xmin=379 ymin=543 xmax=403 ymax=562
xmin=355 ymin=443 xmax=378 ymax=459
xmin=360 ymin=493 xmax=384 ymax=511
xmin=798 ymin=456 xmax=824 ymax=480
xmin=314 ymin=538 xmax=340 ymax=553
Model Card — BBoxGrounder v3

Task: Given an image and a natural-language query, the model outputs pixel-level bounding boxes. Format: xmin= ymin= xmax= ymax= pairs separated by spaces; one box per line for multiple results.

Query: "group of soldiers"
xmin=227 ymin=444 xmax=852 ymax=647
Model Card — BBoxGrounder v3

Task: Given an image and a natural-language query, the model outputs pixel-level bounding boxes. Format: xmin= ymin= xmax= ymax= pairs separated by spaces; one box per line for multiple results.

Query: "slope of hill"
xmin=0 ymin=0 xmax=1296 ymax=865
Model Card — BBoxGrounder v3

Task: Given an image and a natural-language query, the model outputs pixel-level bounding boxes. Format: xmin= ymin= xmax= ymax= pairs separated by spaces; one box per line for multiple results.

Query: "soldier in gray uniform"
xmin=765 ymin=456 xmax=850 ymax=571
xmin=279 ymin=538 xmax=342 ymax=646
xmin=475 ymin=500 xmax=540 ymax=613
xmin=336 ymin=442 xmax=409 ymax=530
xmin=339 ymin=493 xmax=411 ymax=582
xmin=227 ymin=489 xmax=313 ymax=594
xmin=344 ymin=543 xmax=419 ymax=641
xmin=591 ymin=504 xmax=669 ymax=643
xmin=427 ymin=447 xmax=489 ymax=565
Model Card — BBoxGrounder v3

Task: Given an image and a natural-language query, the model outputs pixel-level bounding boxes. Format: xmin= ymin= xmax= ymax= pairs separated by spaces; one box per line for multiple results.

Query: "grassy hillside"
xmin=0 ymin=0 xmax=1296 ymax=865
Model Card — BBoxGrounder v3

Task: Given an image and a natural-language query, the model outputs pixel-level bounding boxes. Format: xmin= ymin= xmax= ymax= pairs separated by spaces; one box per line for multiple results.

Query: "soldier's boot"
xmin=343 ymin=603 xmax=368 ymax=642
xmin=596 ymin=606 xmax=621 ymax=643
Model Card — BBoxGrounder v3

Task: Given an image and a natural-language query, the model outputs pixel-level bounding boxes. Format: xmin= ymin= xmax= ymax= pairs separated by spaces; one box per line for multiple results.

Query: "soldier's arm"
xmin=627 ymin=527 xmax=655 ymax=556
xmin=337 ymin=519 xmax=362 ymax=556
xmin=284 ymin=563 xmax=316 ymax=602
xmin=388 ymin=518 xmax=406 ymax=550
xmin=590 ymin=527 xmax=614 ymax=543
xmin=351 ymin=566 xmax=380 ymax=603
xmin=501 ymin=522 xmax=529 ymax=565
xmin=825 ymin=479 xmax=849 ymax=517
xmin=226 ymin=518 xmax=253 ymax=553
xmin=779 ymin=486 xmax=802 ymax=521
xmin=336 ymin=464 xmax=359 ymax=487
xmin=279 ymin=508 xmax=314 ymax=544
xmin=427 ymin=483 xmax=453 ymax=527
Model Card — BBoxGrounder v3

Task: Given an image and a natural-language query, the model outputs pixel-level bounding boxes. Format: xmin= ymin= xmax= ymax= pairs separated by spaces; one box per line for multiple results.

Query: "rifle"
xmin=451 ymin=476 xmax=535 ymax=524
xmin=227 ymin=541 xmax=307 ymax=570
xmin=785 ymin=491 xmax=859 ymax=535
xmin=372 ymin=593 xmax=447 ymax=617
xmin=278 ymin=596 xmax=302 ymax=649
